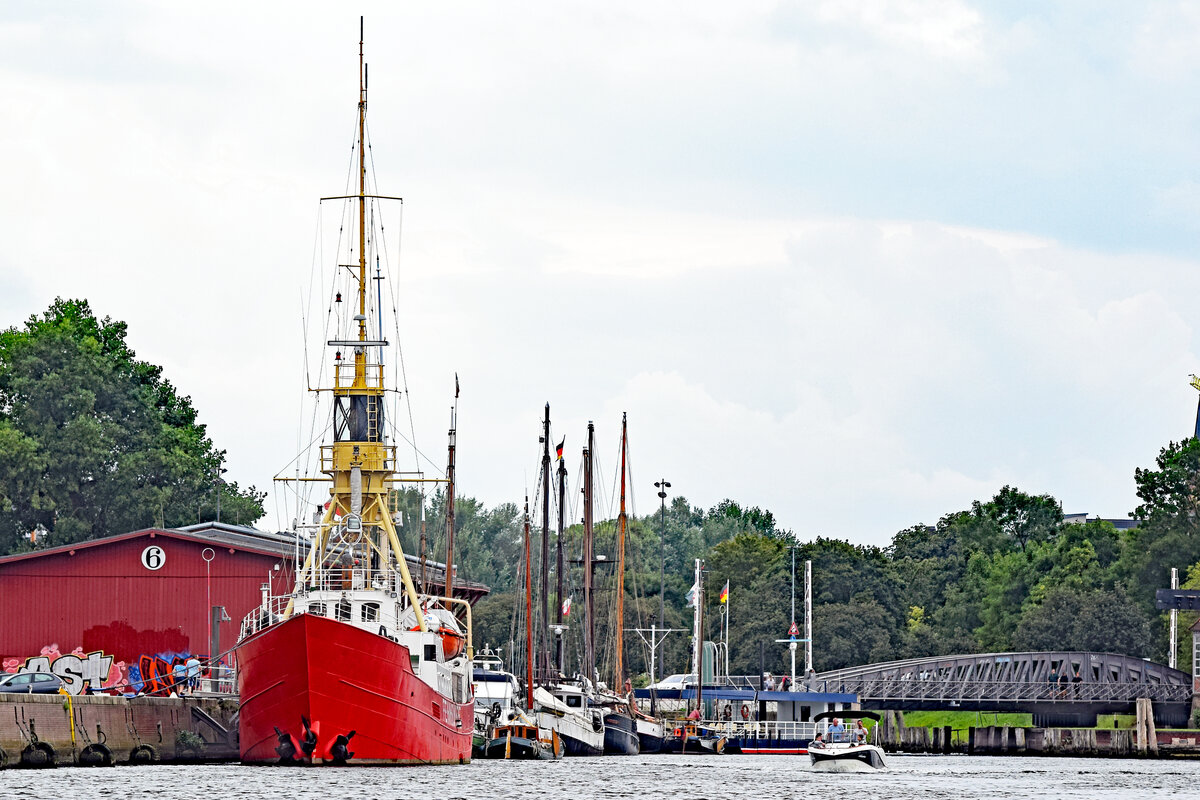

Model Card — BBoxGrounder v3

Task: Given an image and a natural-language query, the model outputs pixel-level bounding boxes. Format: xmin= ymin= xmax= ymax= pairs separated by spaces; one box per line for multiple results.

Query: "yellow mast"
xmin=293 ymin=19 xmax=427 ymax=631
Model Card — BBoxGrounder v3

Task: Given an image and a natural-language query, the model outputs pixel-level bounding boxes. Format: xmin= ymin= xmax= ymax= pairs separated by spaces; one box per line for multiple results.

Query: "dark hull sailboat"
xmin=602 ymin=711 xmax=641 ymax=755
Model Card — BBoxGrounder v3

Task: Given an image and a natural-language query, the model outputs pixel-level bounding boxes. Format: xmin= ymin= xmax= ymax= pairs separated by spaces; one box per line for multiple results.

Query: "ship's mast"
xmin=524 ymin=497 xmax=534 ymax=706
xmin=555 ymin=437 xmax=567 ymax=674
xmin=292 ymin=18 xmax=426 ymax=631
xmin=444 ymin=392 xmax=457 ymax=598
xmin=540 ymin=404 xmax=552 ymax=682
xmin=614 ymin=413 xmax=628 ymax=691
xmin=583 ymin=421 xmax=595 ymax=685
xmin=692 ymin=558 xmax=704 ymax=715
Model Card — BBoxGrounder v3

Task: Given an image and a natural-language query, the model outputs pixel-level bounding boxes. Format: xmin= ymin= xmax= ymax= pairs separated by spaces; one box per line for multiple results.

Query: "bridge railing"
xmin=827 ymin=678 xmax=1191 ymax=703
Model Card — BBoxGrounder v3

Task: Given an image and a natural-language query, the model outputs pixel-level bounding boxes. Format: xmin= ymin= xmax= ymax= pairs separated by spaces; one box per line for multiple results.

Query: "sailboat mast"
xmin=614 ymin=413 xmax=628 ymax=690
xmin=692 ymin=558 xmax=704 ymax=714
xmin=555 ymin=437 xmax=567 ymax=673
xmin=540 ymin=405 xmax=552 ymax=682
xmin=583 ymin=421 xmax=595 ymax=684
xmin=444 ymin=400 xmax=456 ymax=598
xmin=524 ymin=497 xmax=534 ymax=706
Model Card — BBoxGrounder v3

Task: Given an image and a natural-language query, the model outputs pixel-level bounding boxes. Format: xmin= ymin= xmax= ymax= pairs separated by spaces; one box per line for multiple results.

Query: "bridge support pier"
xmin=1135 ymin=698 xmax=1158 ymax=755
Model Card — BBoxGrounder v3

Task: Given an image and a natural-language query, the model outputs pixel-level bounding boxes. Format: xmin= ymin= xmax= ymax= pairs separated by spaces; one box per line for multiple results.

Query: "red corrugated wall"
xmin=0 ymin=530 xmax=293 ymax=690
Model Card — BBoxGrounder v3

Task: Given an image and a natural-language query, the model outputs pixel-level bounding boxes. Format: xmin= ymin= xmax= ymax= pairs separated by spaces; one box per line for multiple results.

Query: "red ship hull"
xmin=237 ymin=613 xmax=472 ymax=765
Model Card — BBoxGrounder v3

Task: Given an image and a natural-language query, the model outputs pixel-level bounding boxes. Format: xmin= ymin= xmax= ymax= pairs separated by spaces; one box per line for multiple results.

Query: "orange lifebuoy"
xmin=741 ymin=704 xmax=750 ymax=720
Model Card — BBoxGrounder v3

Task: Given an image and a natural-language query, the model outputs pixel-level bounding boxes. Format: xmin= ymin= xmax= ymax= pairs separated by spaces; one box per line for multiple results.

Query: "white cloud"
xmin=4 ymin=2 xmax=1200 ymax=547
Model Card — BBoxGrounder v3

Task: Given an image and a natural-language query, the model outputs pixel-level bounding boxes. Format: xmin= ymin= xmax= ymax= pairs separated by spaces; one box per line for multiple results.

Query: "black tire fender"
xmin=79 ymin=743 xmax=113 ymax=767
xmin=129 ymin=744 xmax=157 ymax=764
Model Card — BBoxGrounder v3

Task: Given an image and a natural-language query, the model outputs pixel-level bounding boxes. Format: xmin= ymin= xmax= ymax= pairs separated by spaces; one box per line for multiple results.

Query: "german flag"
xmin=719 ymin=581 xmax=729 ymax=604
xmin=555 ymin=437 xmax=565 ymax=461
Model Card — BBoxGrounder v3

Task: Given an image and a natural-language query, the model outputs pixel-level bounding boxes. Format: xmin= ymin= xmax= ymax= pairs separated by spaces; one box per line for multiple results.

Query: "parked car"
xmin=647 ymin=673 xmax=697 ymax=691
xmin=0 ymin=672 xmax=64 ymax=694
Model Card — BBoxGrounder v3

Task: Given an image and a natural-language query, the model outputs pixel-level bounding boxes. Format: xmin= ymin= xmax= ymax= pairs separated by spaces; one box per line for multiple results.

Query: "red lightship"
xmin=235 ymin=19 xmax=473 ymax=766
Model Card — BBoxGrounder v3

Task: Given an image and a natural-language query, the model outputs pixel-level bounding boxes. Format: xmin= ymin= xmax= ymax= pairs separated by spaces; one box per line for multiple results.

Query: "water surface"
xmin=5 ymin=753 xmax=1198 ymax=799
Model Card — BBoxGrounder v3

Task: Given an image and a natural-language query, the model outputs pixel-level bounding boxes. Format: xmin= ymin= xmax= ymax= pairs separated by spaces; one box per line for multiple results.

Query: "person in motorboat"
xmin=827 ymin=717 xmax=846 ymax=742
xmin=809 ymin=733 xmax=826 ymax=749
xmin=855 ymin=719 xmax=869 ymax=743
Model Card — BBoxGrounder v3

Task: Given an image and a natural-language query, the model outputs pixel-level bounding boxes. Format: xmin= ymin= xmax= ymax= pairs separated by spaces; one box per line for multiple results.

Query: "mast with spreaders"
xmin=540 ymin=404 xmax=552 ymax=681
xmin=288 ymin=18 xmax=425 ymax=632
xmin=555 ymin=435 xmax=567 ymax=674
xmin=583 ymin=421 xmax=595 ymax=685
xmin=613 ymin=412 xmax=628 ymax=691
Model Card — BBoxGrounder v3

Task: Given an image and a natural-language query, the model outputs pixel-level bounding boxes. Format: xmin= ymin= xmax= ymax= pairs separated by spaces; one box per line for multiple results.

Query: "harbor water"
xmin=5 ymin=754 xmax=1199 ymax=799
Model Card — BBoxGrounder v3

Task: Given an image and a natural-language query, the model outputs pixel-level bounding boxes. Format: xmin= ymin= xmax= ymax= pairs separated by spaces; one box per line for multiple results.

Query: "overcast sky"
xmin=4 ymin=1 xmax=1200 ymax=546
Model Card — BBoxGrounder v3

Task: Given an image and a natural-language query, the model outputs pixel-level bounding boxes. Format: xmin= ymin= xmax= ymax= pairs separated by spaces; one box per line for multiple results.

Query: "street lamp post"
xmin=655 ymin=479 xmax=671 ymax=675
xmin=214 ymin=466 xmax=227 ymax=523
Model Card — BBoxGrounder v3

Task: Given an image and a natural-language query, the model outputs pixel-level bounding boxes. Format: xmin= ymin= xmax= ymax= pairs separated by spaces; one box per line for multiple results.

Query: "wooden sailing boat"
xmin=532 ymin=408 xmax=607 ymax=756
xmin=592 ymin=416 xmax=639 ymax=755
xmin=479 ymin=499 xmax=562 ymax=759
xmin=234 ymin=20 xmax=473 ymax=766
xmin=614 ymin=414 xmax=667 ymax=754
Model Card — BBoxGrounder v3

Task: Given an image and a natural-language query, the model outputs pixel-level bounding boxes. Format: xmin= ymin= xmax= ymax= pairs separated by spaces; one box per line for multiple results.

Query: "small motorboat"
xmin=808 ymin=711 xmax=887 ymax=772
xmin=662 ymin=721 xmax=728 ymax=754
xmin=483 ymin=718 xmax=563 ymax=760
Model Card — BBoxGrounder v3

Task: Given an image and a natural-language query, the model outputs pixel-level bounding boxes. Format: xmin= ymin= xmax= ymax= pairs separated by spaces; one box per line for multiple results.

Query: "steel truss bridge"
xmin=814 ymin=651 xmax=1194 ymax=727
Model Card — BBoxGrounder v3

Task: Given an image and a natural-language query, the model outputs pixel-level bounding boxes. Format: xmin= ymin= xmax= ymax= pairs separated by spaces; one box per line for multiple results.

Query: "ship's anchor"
xmin=329 ymin=730 xmax=356 ymax=764
xmin=273 ymin=727 xmax=299 ymax=763
xmin=299 ymin=716 xmax=318 ymax=759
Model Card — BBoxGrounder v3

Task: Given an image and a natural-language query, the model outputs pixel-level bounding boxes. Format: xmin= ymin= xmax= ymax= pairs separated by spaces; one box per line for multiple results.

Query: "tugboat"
xmin=483 ymin=714 xmax=564 ymax=760
xmin=234 ymin=20 xmax=474 ymax=766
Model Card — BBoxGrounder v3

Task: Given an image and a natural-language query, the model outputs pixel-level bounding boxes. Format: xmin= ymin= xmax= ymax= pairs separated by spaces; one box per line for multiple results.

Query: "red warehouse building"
xmin=0 ymin=524 xmax=297 ymax=695
xmin=0 ymin=522 xmax=489 ymax=696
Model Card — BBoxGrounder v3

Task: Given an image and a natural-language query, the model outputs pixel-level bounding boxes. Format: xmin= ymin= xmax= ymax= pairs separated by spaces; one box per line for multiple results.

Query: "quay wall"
xmin=875 ymin=708 xmax=1200 ymax=758
xmin=0 ymin=693 xmax=238 ymax=768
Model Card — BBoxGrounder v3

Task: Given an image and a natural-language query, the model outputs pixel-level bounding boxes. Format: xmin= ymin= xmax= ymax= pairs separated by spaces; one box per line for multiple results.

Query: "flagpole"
xmin=724 ymin=583 xmax=729 ymax=680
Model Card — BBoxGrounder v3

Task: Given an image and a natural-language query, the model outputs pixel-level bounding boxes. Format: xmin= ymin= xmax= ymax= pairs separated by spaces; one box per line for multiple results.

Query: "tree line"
xmin=3 ymin=299 xmax=1196 ymax=682
xmin=433 ymin=456 xmax=1200 ymax=683
xmin=0 ymin=299 xmax=264 ymax=553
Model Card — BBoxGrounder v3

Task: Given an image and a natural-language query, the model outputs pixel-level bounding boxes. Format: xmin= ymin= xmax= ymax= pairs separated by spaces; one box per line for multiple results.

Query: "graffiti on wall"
xmin=3 ymin=643 xmax=228 ymax=696
xmin=2 ymin=644 xmax=121 ymax=695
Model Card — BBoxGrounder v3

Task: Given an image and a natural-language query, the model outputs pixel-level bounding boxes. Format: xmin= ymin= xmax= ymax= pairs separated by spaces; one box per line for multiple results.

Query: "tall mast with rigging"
xmin=555 ymin=435 xmax=567 ymax=674
xmin=444 ymin=383 xmax=458 ymax=598
xmin=582 ymin=421 xmax=595 ymax=685
xmin=289 ymin=17 xmax=426 ymax=629
xmin=540 ymin=404 xmax=552 ymax=681
xmin=524 ymin=496 xmax=534 ymax=706
xmin=614 ymin=413 xmax=628 ymax=691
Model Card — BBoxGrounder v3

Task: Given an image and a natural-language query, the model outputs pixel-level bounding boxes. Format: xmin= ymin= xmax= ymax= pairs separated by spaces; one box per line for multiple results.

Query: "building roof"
xmin=1 ymin=521 xmax=490 ymax=601
xmin=0 ymin=526 xmax=293 ymax=566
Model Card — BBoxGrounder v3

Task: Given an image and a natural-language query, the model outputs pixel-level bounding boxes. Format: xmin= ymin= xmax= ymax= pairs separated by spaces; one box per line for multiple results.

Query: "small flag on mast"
xmin=685 ymin=582 xmax=699 ymax=607
xmin=719 ymin=581 xmax=729 ymax=604
xmin=555 ymin=437 xmax=565 ymax=461
xmin=562 ymin=597 xmax=572 ymax=618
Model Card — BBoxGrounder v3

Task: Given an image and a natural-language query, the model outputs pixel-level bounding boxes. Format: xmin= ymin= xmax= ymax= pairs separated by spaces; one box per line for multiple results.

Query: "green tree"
xmin=1012 ymin=586 xmax=1153 ymax=655
xmin=975 ymin=485 xmax=1063 ymax=554
xmin=0 ymin=299 xmax=264 ymax=552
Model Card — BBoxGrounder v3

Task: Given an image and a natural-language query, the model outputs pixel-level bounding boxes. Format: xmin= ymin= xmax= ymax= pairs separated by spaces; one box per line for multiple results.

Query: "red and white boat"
xmin=235 ymin=19 xmax=474 ymax=766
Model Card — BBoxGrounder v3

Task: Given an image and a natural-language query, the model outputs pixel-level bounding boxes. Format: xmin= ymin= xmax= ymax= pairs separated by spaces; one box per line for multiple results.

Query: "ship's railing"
xmin=689 ymin=720 xmax=819 ymax=741
xmin=319 ymin=444 xmax=396 ymax=473
xmin=239 ymin=594 xmax=296 ymax=641
xmin=333 ymin=361 xmax=386 ymax=390
xmin=298 ymin=568 xmax=404 ymax=594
